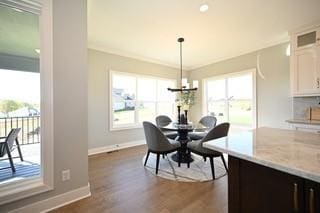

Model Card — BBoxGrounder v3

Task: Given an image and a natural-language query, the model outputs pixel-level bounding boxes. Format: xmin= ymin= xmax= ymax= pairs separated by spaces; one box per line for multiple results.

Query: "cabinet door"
xmin=239 ymin=159 xmax=304 ymax=213
xmin=317 ymin=27 xmax=320 ymax=46
xmin=293 ymin=47 xmax=318 ymax=95
xmin=316 ymin=46 xmax=320 ymax=92
xmin=305 ymin=180 xmax=320 ymax=213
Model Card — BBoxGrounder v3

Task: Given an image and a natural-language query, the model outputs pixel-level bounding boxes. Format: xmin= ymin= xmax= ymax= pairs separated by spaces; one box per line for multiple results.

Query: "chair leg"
xmin=178 ymin=150 xmax=181 ymax=167
xmin=15 ymin=138 xmax=24 ymax=161
xmin=221 ymin=155 xmax=228 ymax=173
xmin=162 ymin=154 xmax=165 ymax=159
xmin=156 ymin=153 xmax=160 ymax=174
xmin=203 ymin=156 xmax=207 ymax=162
xmin=5 ymin=143 xmax=15 ymax=173
xmin=209 ymin=157 xmax=215 ymax=180
xmin=144 ymin=150 xmax=150 ymax=166
xmin=187 ymin=149 xmax=190 ymax=168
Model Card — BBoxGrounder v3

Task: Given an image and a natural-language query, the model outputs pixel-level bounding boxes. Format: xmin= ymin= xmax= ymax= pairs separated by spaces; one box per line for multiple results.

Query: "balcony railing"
xmin=0 ymin=115 xmax=40 ymax=145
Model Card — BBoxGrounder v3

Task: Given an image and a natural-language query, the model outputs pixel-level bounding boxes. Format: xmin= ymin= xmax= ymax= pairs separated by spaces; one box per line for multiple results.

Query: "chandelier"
xmin=167 ymin=38 xmax=198 ymax=92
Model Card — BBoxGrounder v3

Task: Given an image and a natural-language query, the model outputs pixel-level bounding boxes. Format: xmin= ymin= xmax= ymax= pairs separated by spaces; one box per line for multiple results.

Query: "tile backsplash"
xmin=293 ymin=96 xmax=320 ymax=119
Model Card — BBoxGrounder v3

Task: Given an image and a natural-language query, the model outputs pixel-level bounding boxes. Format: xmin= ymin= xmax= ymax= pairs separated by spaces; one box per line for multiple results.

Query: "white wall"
xmin=88 ymin=49 xmax=180 ymax=149
xmin=88 ymin=43 xmax=293 ymax=152
xmin=1 ymin=0 xmax=88 ymax=211
xmin=188 ymin=42 xmax=292 ymax=129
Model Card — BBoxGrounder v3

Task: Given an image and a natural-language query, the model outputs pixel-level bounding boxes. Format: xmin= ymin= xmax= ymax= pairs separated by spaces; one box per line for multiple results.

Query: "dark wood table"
xmin=160 ymin=122 xmax=207 ymax=164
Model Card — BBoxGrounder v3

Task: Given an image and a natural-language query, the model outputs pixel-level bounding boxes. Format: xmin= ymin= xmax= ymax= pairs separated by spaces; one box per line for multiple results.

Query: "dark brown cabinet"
xmin=228 ymin=156 xmax=320 ymax=213
xmin=305 ymin=180 xmax=320 ymax=213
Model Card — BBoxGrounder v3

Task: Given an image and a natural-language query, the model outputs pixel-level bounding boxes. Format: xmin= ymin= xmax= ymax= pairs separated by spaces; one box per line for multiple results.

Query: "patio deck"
xmin=0 ymin=143 xmax=40 ymax=184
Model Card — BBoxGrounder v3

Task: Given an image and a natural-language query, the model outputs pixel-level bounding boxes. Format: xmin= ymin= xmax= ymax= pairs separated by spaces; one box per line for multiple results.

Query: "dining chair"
xmin=155 ymin=115 xmax=178 ymax=140
xmin=187 ymin=123 xmax=230 ymax=180
xmin=143 ymin=121 xmax=181 ymax=174
xmin=0 ymin=128 xmax=23 ymax=173
xmin=189 ymin=116 xmax=217 ymax=140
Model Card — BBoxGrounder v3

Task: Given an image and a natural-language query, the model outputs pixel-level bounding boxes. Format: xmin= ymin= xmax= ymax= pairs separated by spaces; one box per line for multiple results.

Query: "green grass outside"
xmin=114 ymin=107 xmax=253 ymax=126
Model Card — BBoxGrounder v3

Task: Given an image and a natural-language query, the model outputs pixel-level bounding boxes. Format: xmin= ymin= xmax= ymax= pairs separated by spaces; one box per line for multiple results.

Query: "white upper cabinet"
xmin=290 ymin=24 xmax=320 ymax=96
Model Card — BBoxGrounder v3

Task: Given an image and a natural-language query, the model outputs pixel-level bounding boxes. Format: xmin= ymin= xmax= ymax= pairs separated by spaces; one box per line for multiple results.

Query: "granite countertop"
xmin=286 ymin=119 xmax=320 ymax=125
xmin=203 ymin=127 xmax=320 ymax=183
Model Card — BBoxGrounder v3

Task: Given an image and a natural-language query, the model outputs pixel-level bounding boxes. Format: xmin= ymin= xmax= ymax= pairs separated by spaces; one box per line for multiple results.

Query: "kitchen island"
xmin=203 ymin=127 xmax=320 ymax=213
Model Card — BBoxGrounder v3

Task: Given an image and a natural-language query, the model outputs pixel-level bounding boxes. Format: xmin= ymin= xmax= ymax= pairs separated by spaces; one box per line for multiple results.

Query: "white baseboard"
xmin=10 ymin=183 xmax=91 ymax=213
xmin=88 ymin=140 xmax=146 ymax=156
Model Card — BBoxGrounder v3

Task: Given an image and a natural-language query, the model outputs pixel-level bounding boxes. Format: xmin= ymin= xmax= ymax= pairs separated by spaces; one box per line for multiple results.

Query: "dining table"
xmin=160 ymin=122 xmax=208 ymax=164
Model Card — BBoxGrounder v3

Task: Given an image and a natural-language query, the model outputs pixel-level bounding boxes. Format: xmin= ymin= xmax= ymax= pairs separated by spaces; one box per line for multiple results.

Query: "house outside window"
xmin=110 ymin=71 xmax=176 ymax=130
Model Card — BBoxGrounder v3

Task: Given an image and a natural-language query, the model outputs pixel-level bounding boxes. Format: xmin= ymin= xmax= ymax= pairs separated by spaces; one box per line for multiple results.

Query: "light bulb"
xmin=286 ymin=44 xmax=291 ymax=56
xmin=200 ymin=4 xmax=209 ymax=12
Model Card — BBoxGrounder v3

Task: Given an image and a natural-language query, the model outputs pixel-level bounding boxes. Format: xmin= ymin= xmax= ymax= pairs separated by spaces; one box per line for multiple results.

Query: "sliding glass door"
xmin=204 ymin=71 xmax=255 ymax=128
xmin=0 ymin=3 xmax=41 ymax=185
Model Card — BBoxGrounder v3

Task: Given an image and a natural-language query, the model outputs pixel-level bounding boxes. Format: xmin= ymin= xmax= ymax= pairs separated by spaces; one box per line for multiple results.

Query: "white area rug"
xmin=143 ymin=152 xmax=227 ymax=182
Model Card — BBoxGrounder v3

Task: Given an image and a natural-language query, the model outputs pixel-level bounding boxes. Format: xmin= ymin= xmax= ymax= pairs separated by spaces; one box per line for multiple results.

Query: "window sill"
xmin=109 ymin=125 xmax=143 ymax=132
xmin=0 ymin=177 xmax=53 ymax=205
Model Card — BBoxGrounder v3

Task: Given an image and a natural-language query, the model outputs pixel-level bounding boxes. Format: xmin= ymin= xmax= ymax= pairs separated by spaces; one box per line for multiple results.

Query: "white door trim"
xmin=0 ymin=0 xmax=54 ymax=205
xmin=202 ymin=68 xmax=257 ymax=128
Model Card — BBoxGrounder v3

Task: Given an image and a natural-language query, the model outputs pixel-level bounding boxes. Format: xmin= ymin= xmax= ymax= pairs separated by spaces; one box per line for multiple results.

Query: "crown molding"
xmin=88 ymin=42 xmax=189 ymax=70
xmin=188 ymin=37 xmax=290 ymax=71
xmin=88 ymin=37 xmax=290 ymax=72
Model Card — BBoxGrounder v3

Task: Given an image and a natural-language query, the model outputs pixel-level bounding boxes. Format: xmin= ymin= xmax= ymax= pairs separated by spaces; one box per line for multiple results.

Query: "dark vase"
xmin=177 ymin=106 xmax=181 ymax=124
xmin=180 ymin=114 xmax=185 ymax=124
xmin=184 ymin=110 xmax=188 ymax=124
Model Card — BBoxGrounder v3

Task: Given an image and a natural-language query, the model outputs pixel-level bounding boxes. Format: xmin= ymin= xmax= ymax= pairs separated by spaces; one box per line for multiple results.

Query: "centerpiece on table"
xmin=176 ymin=90 xmax=196 ymax=125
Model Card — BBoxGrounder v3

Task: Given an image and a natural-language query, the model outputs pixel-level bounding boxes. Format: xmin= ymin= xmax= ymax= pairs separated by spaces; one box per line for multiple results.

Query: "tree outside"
xmin=0 ymin=99 xmax=38 ymax=117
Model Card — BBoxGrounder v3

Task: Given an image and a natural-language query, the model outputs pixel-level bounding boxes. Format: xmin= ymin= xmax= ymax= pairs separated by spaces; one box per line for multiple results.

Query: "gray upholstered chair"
xmin=0 ymin=128 xmax=23 ymax=173
xmin=189 ymin=116 xmax=217 ymax=140
xmin=155 ymin=115 xmax=178 ymax=140
xmin=143 ymin=121 xmax=181 ymax=174
xmin=187 ymin=123 xmax=230 ymax=180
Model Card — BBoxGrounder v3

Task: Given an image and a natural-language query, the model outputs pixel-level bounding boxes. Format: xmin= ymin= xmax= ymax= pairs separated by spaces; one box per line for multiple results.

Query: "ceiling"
xmin=0 ymin=5 xmax=39 ymax=59
xmin=88 ymin=0 xmax=320 ymax=70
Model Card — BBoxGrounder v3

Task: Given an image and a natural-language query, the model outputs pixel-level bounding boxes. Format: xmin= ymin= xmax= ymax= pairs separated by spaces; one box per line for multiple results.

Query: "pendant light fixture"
xmin=167 ymin=37 xmax=198 ymax=92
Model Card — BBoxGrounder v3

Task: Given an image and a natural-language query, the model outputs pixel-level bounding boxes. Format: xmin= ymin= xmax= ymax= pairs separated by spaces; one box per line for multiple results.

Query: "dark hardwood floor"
xmin=52 ymin=145 xmax=228 ymax=213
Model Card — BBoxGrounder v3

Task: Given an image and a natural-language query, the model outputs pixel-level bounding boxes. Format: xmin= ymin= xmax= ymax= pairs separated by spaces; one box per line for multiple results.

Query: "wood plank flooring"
xmin=52 ymin=145 xmax=228 ymax=213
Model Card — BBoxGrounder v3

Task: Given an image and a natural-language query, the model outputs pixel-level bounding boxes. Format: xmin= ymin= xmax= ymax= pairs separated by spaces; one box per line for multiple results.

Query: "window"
xmin=110 ymin=71 xmax=176 ymax=130
xmin=203 ymin=70 xmax=256 ymax=128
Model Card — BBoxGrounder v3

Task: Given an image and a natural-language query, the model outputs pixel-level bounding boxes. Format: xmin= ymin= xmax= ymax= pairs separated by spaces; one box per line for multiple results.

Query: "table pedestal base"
xmin=171 ymin=135 xmax=193 ymax=163
xmin=171 ymin=152 xmax=194 ymax=164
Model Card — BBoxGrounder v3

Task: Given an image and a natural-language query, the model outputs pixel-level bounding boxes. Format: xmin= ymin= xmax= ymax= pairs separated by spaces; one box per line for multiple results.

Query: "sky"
xmin=112 ymin=74 xmax=175 ymax=102
xmin=207 ymin=73 xmax=253 ymax=100
xmin=0 ymin=69 xmax=40 ymax=104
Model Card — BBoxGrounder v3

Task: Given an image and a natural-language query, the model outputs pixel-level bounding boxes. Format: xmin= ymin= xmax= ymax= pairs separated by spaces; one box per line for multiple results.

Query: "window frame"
xmin=109 ymin=70 xmax=176 ymax=131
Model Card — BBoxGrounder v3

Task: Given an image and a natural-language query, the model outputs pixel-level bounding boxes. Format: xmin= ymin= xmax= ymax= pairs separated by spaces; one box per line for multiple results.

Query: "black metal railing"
xmin=0 ymin=116 xmax=40 ymax=145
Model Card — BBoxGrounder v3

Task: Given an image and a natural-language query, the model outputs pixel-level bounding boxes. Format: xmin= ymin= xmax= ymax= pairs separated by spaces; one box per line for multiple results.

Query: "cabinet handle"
xmin=309 ymin=188 xmax=315 ymax=213
xmin=293 ymin=183 xmax=299 ymax=212
xmin=317 ymin=78 xmax=320 ymax=89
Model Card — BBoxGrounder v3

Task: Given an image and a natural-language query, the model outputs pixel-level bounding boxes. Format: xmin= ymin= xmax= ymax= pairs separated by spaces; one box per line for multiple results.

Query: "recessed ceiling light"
xmin=35 ymin=49 xmax=40 ymax=54
xmin=12 ymin=8 xmax=24 ymax=13
xmin=200 ymin=4 xmax=209 ymax=12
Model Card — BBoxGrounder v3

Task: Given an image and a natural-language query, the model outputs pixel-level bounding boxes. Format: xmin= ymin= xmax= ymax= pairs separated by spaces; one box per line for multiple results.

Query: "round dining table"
xmin=160 ymin=122 xmax=208 ymax=164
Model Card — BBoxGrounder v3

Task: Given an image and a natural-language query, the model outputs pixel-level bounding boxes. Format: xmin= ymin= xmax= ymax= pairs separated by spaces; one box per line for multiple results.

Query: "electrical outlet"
xmin=61 ymin=169 xmax=71 ymax=182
